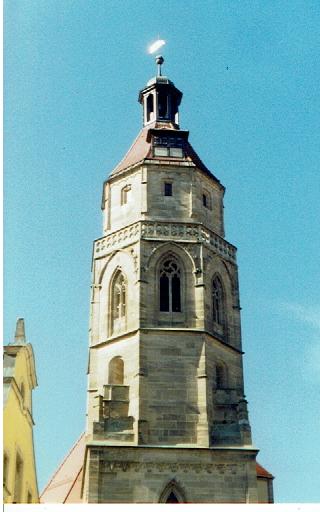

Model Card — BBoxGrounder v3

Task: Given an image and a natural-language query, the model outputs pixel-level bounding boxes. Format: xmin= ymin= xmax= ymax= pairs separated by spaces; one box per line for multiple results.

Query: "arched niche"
xmin=108 ymin=356 xmax=124 ymax=385
xmin=95 ymin=249 xmax=136 ymax=341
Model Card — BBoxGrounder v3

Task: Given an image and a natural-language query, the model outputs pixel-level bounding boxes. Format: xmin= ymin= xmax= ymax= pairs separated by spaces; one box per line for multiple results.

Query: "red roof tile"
xmin=109 ymin=122 xmax=222 ymax=186
xmin=40 ymin=433 xmax=85 ymax=503
xmin=256 ymin=462 xmax=274 ymax=479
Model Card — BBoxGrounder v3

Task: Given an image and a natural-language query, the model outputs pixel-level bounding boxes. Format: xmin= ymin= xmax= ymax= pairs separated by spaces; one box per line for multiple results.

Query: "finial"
xmin=13 ymin=318 xmax=27 ymax=344
xmin=148 ymin=39 xmax=166 ymax=76
xmin=156 ymin=55 xmax=164 ymax=76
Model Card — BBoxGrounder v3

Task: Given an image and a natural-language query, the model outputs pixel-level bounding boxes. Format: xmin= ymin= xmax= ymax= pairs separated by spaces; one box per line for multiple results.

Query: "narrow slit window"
xmin=203 ymin=193 xmax=207 ymax=207
xmin=164 ymin=182 xmax=172 ymax=196
xmin=158 ymin=92 xmax=168 ymax=118
xmin=146 ymin=94 xmax=154 ymax=122
xmin=203 ymin=191 xmax=211 ymax=209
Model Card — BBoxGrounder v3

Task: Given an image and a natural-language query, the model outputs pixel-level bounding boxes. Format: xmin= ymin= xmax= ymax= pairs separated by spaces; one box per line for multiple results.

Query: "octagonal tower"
xmin=83 ymin=59 xmax=261 ymax=503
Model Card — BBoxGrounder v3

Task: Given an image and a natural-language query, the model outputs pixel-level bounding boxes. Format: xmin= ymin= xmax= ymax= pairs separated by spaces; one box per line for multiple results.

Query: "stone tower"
xmin=82 ymin=58 xmax=260 ymax=503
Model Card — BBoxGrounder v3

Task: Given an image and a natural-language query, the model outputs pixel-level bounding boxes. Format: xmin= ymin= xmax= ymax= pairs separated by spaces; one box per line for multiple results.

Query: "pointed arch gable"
xmin=146 ymin=241 xmax=196 ymax=273
xmin=145 ymin=243 xmax=197 ymax=326
xmin=159 ymin=479 xmax=187 ymax=503
xmin=97 ymin=249 xmax=135 ymax=286
xmin=94 ymin=249 xmax=137 ymax=341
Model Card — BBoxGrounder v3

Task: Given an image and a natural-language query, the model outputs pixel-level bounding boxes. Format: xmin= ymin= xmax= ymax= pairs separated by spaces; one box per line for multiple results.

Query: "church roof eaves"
xmin=105 ymin=123 xmax=223 ymax=190
xmin=256 ymin=462 xmax=274 ymax=479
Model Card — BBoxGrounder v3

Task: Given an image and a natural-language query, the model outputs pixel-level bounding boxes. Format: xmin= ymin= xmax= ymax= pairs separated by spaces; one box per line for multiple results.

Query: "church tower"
xmin=82 ymin=57 xmax=261 ymax=503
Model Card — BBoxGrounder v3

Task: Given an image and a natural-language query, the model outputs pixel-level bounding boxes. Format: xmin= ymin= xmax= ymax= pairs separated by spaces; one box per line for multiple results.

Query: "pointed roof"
xmin=108 ymin=121 xmax=222 ymax=186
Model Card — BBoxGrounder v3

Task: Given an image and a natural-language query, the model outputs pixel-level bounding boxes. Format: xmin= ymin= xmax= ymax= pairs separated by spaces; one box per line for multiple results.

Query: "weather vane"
xmin=148 ymin=39 xmax=166 ymax=76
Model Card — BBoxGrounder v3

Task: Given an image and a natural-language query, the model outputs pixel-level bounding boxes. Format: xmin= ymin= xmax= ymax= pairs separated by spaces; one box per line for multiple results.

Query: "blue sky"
xmin=4 ymin=0 xmax=320 ymax=502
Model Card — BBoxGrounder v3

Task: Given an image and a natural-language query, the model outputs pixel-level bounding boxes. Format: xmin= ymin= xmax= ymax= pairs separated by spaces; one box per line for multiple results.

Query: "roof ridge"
xmin=40 ymin=432 xmax=85 ymax=496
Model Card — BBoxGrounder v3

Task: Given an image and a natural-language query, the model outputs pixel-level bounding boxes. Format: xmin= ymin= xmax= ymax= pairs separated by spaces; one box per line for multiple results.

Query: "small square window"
xmin=154 ymin=146 xmax=168 ymax=157
xmin=169 ymin=147 xmax=183 ymax=158
xmin=164 ymin=183 xmax=172 ymax=196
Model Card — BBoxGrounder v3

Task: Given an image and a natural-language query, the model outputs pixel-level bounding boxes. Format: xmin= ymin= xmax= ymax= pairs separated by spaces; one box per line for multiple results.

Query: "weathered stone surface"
xmin=82 ymin=72 xmax=266 ymax=503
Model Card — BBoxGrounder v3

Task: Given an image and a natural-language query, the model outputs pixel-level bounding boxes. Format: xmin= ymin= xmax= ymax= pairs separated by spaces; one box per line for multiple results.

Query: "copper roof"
xmin=40 ymin=433 xmax=273 ymax=503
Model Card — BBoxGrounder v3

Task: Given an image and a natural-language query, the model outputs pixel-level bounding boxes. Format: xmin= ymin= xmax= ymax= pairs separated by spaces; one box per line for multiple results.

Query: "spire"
xmin=13 ymin=317 xmax=27 ymax=345
xmin=138 ymin=56 xmax=183 ymax=128
xmin=155 ymin=55 xmax=164 ymax=76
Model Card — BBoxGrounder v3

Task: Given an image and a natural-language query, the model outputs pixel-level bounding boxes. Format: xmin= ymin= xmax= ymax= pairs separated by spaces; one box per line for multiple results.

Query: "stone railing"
xmin=94 ymin=221 xmax=237 ymax=263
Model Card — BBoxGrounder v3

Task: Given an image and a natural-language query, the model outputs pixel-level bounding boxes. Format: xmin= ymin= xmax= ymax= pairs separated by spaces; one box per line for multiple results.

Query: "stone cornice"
xmin=87 ymin=441 xmax=258 ymax=453
xmin=94 ymin=220 xmax=237 ymax=263
xmin=90 ymin=328 xmax=242 ymax=354
xmin=85 ymin=443 xmax=259 ymax=475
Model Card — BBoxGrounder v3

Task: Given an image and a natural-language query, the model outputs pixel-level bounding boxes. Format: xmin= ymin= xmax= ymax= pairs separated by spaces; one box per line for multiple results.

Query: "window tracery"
xmin=212 ymin=276 xmax=224 ymax=326
xmin=111 ymin=271 xmax=127 ymax=334
xmin=160 ymin=258 xmax=181 ymax=312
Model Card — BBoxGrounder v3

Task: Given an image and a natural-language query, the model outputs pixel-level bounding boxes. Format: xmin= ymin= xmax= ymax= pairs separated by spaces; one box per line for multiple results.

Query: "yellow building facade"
xmin=3 ymin=318 xmax=39 ymax=503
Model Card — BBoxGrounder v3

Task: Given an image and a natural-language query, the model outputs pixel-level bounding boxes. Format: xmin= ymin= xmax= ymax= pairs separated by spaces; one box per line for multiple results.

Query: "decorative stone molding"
xmin=99 ymin=460 xmax=242 ymax=475
xmin=94 ymin=221 xmax=237 ymax=263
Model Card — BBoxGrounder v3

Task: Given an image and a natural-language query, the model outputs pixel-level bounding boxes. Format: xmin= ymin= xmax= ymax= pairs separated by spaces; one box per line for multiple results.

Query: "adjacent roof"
xmin=40 ymin=433 xmax=85 ymax=503
xmin=256 ymin=462 xmax=274 ymax=479
xmin=40 ymin=433 xmax=273 ymax=503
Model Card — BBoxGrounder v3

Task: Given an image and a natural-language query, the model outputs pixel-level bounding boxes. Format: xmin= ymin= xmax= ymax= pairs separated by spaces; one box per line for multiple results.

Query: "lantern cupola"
xmin=138 ymin=56 xmax=183 ymax=127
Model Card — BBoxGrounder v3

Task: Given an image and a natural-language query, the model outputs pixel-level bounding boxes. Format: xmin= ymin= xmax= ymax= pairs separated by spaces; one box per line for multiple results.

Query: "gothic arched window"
xmin=111 ymin=270 xmax=127 ymax=334
xmin=160 ymin=258 xmax=181 ymax=312
xmin=166 ymin=492 xmax=179 ymax=503
xmin=212 ymin=276 xmax=224 ymax=325
xmin=159 ymin=479 xmax=186 ymax=503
